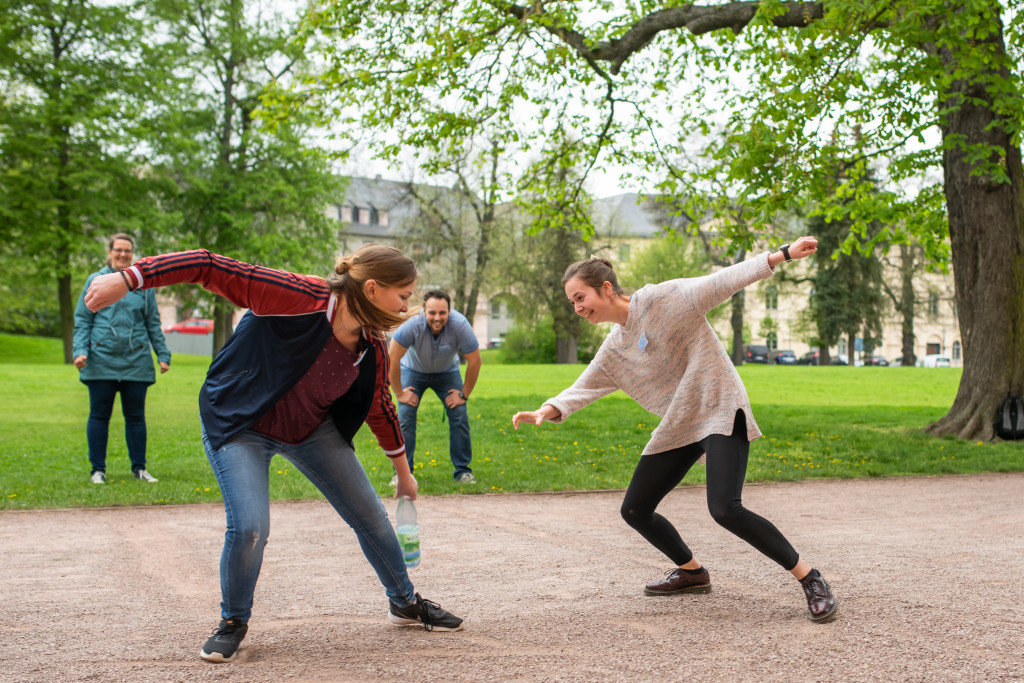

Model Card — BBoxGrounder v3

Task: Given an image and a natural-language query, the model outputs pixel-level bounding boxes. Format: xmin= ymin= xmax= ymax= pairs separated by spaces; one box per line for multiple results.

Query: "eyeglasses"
xmin=110 ymin=248 xmax=133 ymax=254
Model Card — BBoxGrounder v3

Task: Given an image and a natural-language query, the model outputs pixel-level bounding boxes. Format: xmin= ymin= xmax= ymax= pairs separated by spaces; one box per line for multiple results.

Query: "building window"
xmin=370 ymin=207 xmax=379 ymax=225
xmin=765 ymin=285 xmax=778 ymax=311
xmin=952 ymin=340 xmax=961 ymax=361
xmin=491 ymin=302 xmax=501 ymax=320
xmin=340 ymin=206 xmax=352 ymax=223
xmin=927 ymin=342 xmax=940 ymax=355
xmin=356 ymin=207 xmax=370 ymax=224
xmin=766 ymin=332 xmax=777 ymax=351
xmin=379 ymin=210 xmax=389 ymax=226
xmin=928 ymin=292 xmax=939 ymax=316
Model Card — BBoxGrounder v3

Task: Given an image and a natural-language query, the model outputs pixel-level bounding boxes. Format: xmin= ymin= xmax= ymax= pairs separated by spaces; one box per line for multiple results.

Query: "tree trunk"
xmin=926 ymin=25 xmax=1024 ymax=439
xmin=556 ymin=336 xmax=579 ymax=365
xmin=212 ymin=297 xmax=234 ymax=358
xmin=58 ymin=271 xmax=74 ymax=364
xmin=730 ymin=289 xmax=744 ymax=366
xmin=899 ymin=243 xmax=917 ymax=366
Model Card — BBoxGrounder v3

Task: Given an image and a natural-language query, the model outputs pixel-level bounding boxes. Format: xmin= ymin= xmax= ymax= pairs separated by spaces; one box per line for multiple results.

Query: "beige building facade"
xmin=590 ymin=193 xmax=962 ymax=367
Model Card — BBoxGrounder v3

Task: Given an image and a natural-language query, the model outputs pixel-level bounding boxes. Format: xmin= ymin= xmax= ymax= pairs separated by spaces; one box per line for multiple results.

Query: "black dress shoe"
xmin=644 ymin=567 xmax=712 ymax=596
xmin=800 ymin=569 xmax=838 ymax=622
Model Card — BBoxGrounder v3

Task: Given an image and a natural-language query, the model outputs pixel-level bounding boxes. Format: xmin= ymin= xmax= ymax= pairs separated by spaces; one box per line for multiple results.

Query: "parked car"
xmin=745 ymin=345 xmax=770 ymax=364
xmin=918 ymin=354 xmax=951 ymax=368
xmin=773 ymin=349 xmax=797 ymax=365
xmin=831 ymin=355 xmax=849 ymax=365
xmin=864 ymin=356 xmax=889 ymax=366
xmin=163 ymin=318 xmax=214 ymax=335
xmin=796 ymin=350 xmax=821 ymax=365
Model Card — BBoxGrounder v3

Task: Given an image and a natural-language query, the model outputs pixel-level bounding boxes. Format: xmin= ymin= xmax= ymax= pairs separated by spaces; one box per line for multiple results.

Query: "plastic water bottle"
xmin=396 ymin=496 xmax=420 ymax=568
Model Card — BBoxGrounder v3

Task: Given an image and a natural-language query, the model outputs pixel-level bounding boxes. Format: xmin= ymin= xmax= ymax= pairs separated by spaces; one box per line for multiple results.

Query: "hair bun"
xmin=336 ymin=260 xmax=350 ymax=275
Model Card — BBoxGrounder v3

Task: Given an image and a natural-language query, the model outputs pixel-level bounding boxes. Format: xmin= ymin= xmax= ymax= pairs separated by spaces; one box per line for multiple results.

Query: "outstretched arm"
xmin=688 ymin=236 xmax=818 ymax=316
xmin=512 ymin=404 xmax=563 ymax=429
xmin=513 ymin=360 xmax=616 ymax=429
xmin=767 ymin=236 xmax=817 ymax=269
xmin=85 ymin=250 xmax=328 ymax=315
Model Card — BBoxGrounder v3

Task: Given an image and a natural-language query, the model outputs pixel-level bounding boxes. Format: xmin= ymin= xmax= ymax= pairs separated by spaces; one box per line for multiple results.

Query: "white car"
xmin=917 ymin=354 xmax=951 ymax=368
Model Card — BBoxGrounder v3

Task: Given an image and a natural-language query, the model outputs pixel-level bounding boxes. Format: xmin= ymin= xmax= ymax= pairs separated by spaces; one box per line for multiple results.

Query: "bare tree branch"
xmin=492 ymin=1 xmax=826 ymax=73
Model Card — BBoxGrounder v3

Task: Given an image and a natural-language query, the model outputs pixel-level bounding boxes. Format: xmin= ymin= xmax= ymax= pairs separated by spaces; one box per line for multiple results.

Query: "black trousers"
xmin=620 ymin=410 xmax=800 ymax=570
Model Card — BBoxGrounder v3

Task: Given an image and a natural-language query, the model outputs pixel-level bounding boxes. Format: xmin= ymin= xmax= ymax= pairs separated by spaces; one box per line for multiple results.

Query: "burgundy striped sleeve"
xmin=365 ymin=335 xmax=406 ymax=459
xmin=129 ymin=250 xmax=329 ymax=315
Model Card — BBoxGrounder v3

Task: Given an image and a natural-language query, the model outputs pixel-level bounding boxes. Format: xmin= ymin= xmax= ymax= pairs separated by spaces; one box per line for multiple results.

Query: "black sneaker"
xmin=200 ymin=619 xmax=248 ymax=662
xmin=388 ymin=593 xmax=464 ymax=631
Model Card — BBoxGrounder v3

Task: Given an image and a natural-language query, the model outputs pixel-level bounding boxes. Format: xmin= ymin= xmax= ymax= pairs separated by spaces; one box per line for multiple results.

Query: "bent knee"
xmin=708 ymin=504 xmax=745 ymax=529
xmin=620 ymin=503 xmax=653 ymax=527
xmin=228 ymin=524 xmax=269 ymax=548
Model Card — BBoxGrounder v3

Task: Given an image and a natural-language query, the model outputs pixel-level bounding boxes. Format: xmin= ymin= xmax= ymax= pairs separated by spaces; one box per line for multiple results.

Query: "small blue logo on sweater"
xmin=637 ymin=332 xmax=648 ymax=352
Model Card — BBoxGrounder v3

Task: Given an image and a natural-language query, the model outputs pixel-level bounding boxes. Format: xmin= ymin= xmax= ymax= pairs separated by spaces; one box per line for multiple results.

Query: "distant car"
xmin=745 ymin=345 xmax=770 ymax=364
xmin=831 ymin=355 xmax=849 ymax=365
xmin=864 ymin=356 xmax=889 ymax=366
xmin=918 ymin=354 xmax=951 ymax=368
xmin=773 ymin=350 xmax=797 ymax=365
xmin=486 ymin=338 xmax=504 ymax=349
xmin=796 ymin=350 xmax=821 ymax=365
xmin=163 ymin=318 xmax=214 ymax=335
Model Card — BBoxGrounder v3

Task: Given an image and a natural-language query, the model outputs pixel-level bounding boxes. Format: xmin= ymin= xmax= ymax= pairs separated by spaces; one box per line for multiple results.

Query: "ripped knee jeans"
xmin=202 ymin=420 xmax=416 ymax=622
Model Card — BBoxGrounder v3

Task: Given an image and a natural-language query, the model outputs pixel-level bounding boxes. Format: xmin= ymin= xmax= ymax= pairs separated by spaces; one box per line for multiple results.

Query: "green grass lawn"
xmin=1 ymin=333 xmax=1020 ymax=510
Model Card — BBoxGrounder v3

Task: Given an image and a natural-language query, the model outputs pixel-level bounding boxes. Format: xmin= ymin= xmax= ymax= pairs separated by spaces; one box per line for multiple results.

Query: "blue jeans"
xmin=397 ymin=367 xmax=472 ymax=479
xmin=201 ymin=420 xmax=417 ymax=623
xmin=85 ymin=380 xmax=149 ymax=474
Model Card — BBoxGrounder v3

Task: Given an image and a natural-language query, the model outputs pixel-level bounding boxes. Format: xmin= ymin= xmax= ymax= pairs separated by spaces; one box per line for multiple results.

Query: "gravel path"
xmin=1 ymin=473 xmax=1022 ymax=682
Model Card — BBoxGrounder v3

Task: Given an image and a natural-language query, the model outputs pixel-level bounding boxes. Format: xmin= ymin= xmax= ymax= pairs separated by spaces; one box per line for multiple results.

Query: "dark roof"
xmin=591 ymin=193 xmax=667 ymax=238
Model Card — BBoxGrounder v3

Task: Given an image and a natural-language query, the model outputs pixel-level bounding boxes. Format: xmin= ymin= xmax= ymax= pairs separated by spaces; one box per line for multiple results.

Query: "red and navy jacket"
xmin=125 ymin=250 xmax=405 ymax=458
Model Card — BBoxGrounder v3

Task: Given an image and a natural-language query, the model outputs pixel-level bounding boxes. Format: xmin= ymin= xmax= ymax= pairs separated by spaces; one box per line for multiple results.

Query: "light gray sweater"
xmin=543 ymin=251 xmax=775 ymax=457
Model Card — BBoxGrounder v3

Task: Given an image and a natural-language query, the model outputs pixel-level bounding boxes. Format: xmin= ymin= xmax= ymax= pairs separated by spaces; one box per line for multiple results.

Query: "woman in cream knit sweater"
xmin=512 ymin=236 xmax=837 ymax=623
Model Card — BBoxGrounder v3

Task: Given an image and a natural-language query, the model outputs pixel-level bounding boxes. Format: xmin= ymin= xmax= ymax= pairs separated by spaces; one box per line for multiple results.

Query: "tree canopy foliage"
xmin=145 ymin=0 xmax=342 ymax=351
xmin=0 ymin=0 xmax=163 ymax=360
xmin=293 ymin=0 xmax=1024 ymax=439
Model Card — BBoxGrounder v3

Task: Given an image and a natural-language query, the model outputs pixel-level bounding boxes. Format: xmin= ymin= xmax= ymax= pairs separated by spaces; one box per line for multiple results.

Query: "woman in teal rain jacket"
xmin=73 ymin=233 xmax=171 ymax=484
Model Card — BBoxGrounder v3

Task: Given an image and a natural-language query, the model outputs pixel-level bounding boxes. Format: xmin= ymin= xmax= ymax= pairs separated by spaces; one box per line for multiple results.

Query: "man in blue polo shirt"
xmin=388 ymin=290 xmax=482 ymax=484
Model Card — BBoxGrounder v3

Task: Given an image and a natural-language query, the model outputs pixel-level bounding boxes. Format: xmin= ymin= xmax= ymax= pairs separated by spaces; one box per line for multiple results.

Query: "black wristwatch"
xmin=780 ymin=244 xmax=793 ymax=262
xmin=458 ymin=390 xmax=467 ymax=401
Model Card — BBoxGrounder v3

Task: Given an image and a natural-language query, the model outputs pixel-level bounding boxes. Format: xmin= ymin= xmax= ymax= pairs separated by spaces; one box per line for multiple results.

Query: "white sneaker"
xmin=90 ymin=471 xmax=106 ymax=484
xmin=389 ymin=473 xmax=399 ymax=487
xmin=457 ymin=472 xmax=476 ymax=484
xmin=133 ymin=469 xmax=158 ymax=483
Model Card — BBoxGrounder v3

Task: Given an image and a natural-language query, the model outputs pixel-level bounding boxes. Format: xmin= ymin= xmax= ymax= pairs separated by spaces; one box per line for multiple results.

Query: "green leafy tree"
xmin=487 ymin=137 xmax=598 ymax=363
xmin=298 ymin=0 xmax=1023 ymax=439
xmin=0 ymin=0 xmax=163 ymax=361
xmin=392 ymin=141 xmax=511 ymax=324
xmin=146 ymin=0 xmax=341 ymax=353
xmin=619 ymin=234 xmax=711 ymax=289
xmin=808 ymin=212 xmax=887 ymax=365
xmin=879 ymin=240 xmax=936 ymax=366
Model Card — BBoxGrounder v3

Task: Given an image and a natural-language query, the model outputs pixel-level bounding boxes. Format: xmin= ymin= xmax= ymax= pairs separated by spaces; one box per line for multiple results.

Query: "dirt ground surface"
xmin=2 ymin=472 xmax=1022 ymax=682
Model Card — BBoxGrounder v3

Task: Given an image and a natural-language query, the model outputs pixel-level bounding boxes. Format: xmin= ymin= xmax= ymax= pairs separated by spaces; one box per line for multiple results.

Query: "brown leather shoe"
xmin=800 ymin=569 xmax=838 ymax=622
xmin=643 ymin=567 xmax=712 ymax=596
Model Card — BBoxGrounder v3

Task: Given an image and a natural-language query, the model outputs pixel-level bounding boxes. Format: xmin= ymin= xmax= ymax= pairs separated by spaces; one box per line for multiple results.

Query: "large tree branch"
xmin=494 ymin=1 xmax=825 ymax=73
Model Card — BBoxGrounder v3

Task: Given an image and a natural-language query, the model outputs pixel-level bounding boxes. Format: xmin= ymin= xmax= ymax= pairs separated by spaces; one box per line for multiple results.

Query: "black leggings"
xmin=620 ymin=411 xmax=799 ymax=570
